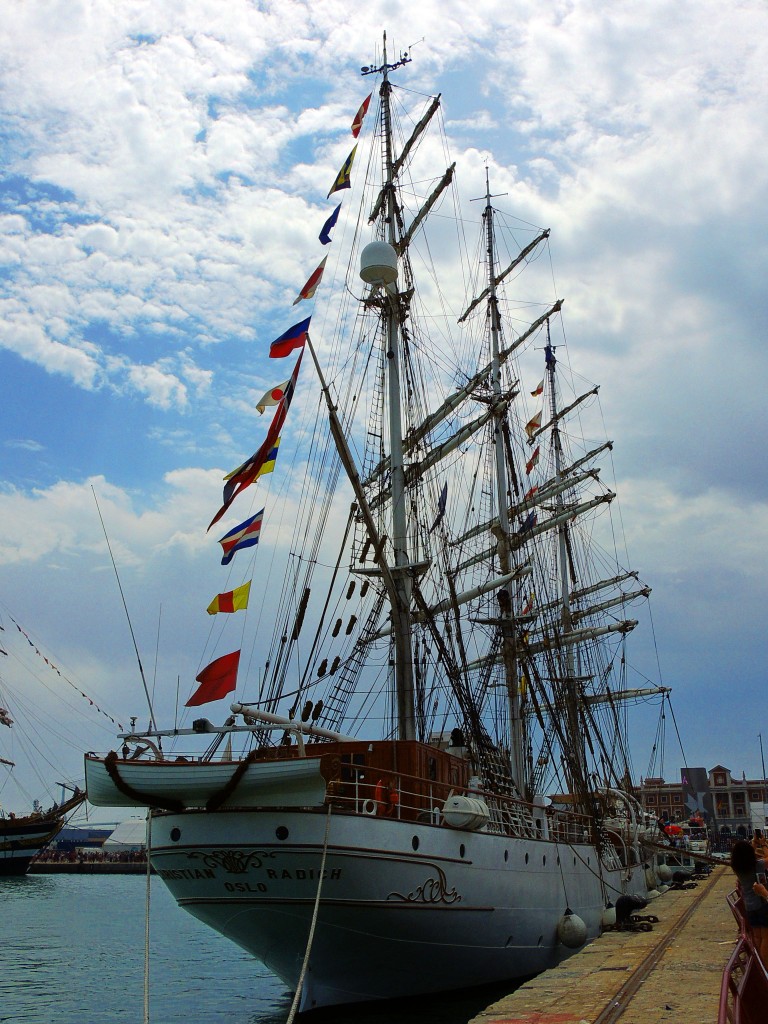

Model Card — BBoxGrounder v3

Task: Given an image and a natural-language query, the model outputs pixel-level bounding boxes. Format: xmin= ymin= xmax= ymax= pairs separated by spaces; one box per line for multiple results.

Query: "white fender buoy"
xmin=558 ymin=908 xmax=587 ymax=949
xmin=657 ymin=864 xmax=673 ymax=883
xmin=644 ymin=865 xmax=657 ymax=890
xmin=601 ymin=902 xmax=616 ymax=928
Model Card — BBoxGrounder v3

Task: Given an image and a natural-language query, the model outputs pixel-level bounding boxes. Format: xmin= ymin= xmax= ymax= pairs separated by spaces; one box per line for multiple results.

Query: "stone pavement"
xmin=468 ymin=866 xmax=737 ymax=1024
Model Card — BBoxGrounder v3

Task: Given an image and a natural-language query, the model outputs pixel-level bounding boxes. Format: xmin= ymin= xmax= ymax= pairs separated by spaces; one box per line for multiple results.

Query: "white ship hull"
xmin=149 ymin=807 xmax=646 ymax=1011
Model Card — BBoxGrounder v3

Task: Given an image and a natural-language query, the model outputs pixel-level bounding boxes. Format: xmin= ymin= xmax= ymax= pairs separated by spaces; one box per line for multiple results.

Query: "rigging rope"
xmin=286 ymin=805 xmax=333 ymax=1024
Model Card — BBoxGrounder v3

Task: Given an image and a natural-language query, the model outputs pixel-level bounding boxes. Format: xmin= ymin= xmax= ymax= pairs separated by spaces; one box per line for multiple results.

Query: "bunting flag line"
xmin=225 ymin=439 xmax=280 ymax=484
xmin=9 ymin=617 xmax=124 ymax=729
xmin=207 ymin=581 xmax=251 ymax=615
xmin=525 ymin=410 xmax=542 ymax=439
xmin=351 ymin=93 xmax=372 ymax=138
xmin=428 ymin=481 xmax=448 ymax=534
xmin=531 ymin=378 xmax=544 ymax=397
xmin=185 ymin=650 xmax=241 ymax=707
xmin=270 ymin=317 xmax=310 ymax=358
xmin=208 ymin=352 xmax=302 ymax=529
xmin=0 ymin=708 xmax=13 ymax=727
xmin=525 ymin=445 xmax=540 ymax=475
xmin=520 ymin=510 xmax=538 ymax=533
xmin=293 ymin=257 xmax=327 ymax=305
xmin=218 ymin=511 xmax=264 ymax=565
xmin=319 ymin=203 xmax=341 ymax=245
xmin=327 ymin=145 xmax=357 ymax=198
xmin=256 ymin=380 xmax=290 ymax=414
xmin=524 ymin=485 xmax=539 ymax=501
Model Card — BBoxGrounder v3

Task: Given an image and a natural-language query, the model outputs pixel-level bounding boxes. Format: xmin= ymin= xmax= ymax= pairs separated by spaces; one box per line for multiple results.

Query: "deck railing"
xmin=326 ymin=765 xmax=599 ymax=846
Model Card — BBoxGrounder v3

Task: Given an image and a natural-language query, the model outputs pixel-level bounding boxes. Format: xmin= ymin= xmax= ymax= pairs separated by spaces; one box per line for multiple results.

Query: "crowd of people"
xmin=33 ymin=847 xmax=147 ymax=864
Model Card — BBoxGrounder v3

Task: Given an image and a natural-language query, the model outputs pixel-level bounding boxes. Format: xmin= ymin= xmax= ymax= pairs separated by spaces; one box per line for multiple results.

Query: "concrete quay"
xmin=469 ymin=866 xmax=736 ymax=1024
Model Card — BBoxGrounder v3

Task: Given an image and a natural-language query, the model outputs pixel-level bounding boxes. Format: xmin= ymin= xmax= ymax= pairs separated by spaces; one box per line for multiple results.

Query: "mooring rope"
xmin=286 ymin=805 xmax=333 ymax=1024
xmin=143 ymin=810 xmax=152 ymax=1024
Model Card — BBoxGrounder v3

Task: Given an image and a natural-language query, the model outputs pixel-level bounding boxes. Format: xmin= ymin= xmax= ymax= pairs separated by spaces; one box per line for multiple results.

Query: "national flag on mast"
xmin=218 ymin=511 xmax=264 ymax=565
xmin=225 ymin=439 xmax=280 ymax=482
xmin=525 ymin=445 xmax=540 ymax=474
xmin=207 ymin=352 xmax=302 ymax=530
xmin=207 ymin=581 xmax=251 ymax=615
xmin=531 ymin=378 xmax=544 ymax=397
xmin=525 ymin=410 xmax=542 ymax=439
xmin=185 ymin=650 xmax=241 ymax=707
xmin=293 ymin=257 xmax=327 ymax=305
xmin=327 ymin=145 xmax=357 ymax=198
xmin=351 ymin=93 xmax=372 ymax=138
xmin=270 ymin=317 xmax=310 ymax=358
xmin=256 ymin=378 xmax=290 ymax=413
xmin=319 ymin=203 xmax=341 ymax=245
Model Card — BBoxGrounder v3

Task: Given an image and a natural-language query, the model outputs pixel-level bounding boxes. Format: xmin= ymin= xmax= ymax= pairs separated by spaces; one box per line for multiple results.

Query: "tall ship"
xmin=0 ymin=787 xmax=85 ymax=875
xmin=1 ymin=637 xmax=88 ymax=874
xmin=86 ymin=39 xmax=665 ymax=1012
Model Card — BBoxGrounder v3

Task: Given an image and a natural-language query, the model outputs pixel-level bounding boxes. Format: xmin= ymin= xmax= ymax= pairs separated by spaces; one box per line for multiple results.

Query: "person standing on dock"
xmin=751 ymin=828 xmax=768 ymax=859
xmin=730 ymin=840 xmax=768 ymax=966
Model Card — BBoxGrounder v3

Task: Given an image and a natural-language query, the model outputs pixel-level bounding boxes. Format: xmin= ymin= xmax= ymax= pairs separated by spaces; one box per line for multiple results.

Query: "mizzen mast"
xmin=482 ymin=172 xmax=528 ymax=796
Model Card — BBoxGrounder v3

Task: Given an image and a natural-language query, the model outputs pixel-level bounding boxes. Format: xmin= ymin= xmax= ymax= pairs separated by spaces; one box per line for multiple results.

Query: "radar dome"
xmin=360 ymin=241 xmax=398 ymax=285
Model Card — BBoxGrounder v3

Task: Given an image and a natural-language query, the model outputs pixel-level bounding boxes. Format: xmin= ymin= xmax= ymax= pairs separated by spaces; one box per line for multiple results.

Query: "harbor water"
xmin=1 ymin=872 xmax=517 ymax=1023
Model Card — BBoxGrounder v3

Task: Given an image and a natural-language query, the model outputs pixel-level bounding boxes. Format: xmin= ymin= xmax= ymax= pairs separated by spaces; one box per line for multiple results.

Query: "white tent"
xmin=102 ymin=816 xmax=147 ymax=852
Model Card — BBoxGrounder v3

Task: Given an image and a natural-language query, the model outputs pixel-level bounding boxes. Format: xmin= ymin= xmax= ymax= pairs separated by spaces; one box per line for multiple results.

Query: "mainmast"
xmin=364 ymin=34 xmax=416 ymax=741
xmin=483 ymin=172 xmax=528 ymax=796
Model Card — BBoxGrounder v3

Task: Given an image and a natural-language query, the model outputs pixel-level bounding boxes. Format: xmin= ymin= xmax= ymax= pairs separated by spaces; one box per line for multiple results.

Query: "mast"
xmin=483 ymin=171 xmax=528 ymax=795
xmin=366 ymin=34 xmax=416 ymax=741
xmin=545 ymin=323 xmax=588 ymax=797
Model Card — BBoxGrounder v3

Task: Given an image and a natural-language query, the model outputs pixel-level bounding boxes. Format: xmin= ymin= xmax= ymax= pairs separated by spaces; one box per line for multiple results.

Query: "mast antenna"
xmin=361 ymin=31 xmax=413 ymax=76
xmin=92 ymin=486 xmax=158 ymax=732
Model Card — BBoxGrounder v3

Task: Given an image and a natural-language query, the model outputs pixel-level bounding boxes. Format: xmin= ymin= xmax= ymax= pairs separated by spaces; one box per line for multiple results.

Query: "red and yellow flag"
xmin=207 ymin=581 xmax=251 ymax=615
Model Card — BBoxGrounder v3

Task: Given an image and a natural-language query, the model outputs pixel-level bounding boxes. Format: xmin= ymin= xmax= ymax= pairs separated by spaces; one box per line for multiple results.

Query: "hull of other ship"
xmin=150 ymin=807 xmax=644 ymax=1011
xmin=0 ymin=818 xmax=64 ymax=875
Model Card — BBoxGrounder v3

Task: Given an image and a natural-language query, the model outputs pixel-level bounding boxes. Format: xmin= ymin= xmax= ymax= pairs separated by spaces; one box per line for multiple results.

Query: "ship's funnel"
xmin=360 ymin=241 xmax=398 ymax=286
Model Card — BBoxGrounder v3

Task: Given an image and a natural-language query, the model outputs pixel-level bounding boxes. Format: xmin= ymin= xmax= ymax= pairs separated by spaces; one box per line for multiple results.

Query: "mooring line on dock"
xmin=592 ymin=874 xmax=716 ymax=1024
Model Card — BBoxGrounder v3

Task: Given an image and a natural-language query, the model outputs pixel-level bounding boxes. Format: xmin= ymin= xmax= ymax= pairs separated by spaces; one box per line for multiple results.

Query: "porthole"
xmin=543 ymin=855 xmax=547 ymax=867
xmin=276 ymin=826 xmax=289 ymax=841
xmin=525 ymin=852 xmax=529 ymax=864
xmin=460 ymin=843 xmax=466 ymax=858
xmin=412 ymin=836 xmax=419 ymax=851
xmin=504 ymin=849 xmax=509 ymax=863
xmin=557 ymin=856 xmax=561 ymax=866
xmin=170 ymin=827 xmax=181 ymax=843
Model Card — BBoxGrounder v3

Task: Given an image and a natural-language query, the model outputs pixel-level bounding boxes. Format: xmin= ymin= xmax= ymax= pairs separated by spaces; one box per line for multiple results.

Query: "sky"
xmin=1 ymin=0 xmax=767 ymax=817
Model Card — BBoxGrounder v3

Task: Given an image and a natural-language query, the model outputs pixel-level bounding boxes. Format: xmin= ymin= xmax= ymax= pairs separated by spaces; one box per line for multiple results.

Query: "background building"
xmin=639 ymin=765 xmax=767 ymax=835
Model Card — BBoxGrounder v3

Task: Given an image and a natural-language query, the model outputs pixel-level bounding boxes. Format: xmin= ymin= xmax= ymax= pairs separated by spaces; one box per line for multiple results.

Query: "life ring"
xmin=375 ymin=778 xmax=399 ymax=817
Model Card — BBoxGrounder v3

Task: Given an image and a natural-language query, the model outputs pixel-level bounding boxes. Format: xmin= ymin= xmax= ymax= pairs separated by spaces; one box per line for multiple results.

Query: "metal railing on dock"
xmin=718 ymin=888 xmax=768 ymax=1024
